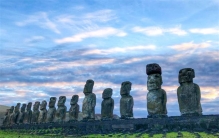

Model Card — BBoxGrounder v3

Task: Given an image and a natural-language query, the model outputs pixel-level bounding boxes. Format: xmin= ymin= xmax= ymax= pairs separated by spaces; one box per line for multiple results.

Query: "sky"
xmin=0 ymin=0 xmax=219 ymax=118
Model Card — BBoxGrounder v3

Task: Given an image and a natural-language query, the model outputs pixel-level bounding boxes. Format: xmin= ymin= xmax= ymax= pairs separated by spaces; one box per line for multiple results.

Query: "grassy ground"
xmin=0 ymin=130 xmax=218 ymax=138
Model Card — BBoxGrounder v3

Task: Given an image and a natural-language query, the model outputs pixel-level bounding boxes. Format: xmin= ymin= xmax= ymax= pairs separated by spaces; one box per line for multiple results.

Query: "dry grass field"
xmin=0 ymin=105 xmax=10 ymax=126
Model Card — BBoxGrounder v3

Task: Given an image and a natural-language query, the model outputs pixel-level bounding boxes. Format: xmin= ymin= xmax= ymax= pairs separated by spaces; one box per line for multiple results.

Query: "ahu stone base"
xmin=1 ymin=115 xmax=218 ymax=135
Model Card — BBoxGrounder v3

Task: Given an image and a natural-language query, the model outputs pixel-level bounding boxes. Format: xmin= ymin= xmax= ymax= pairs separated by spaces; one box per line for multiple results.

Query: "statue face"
xmin=27 ymin=102 xmax=32 ymax=110
xmin=178 ymin=68 xmax=195 ymax=84
xmin=21 ymin=104 xmax=26 ymax=112
xmin=49 ymin=97 xmax=56 ymax=107
xmin=120 ymin=81 xmax=131 ymax=96
xmin=33 ymin=102 xmax=40 ymax=110
xmin=40 ymin=100 xmax=47 ymax=110
xmin=147 ymin=74 xmax=162 ymax=91
xmin=71 ymin=95 xmax=79 ymax=105
xmin=58 ymin=96 xmax=66 ymax=106
xmin=10 ymin=106 xmax=14 ymax=113
xmin=83 ymin=79 xmax=94 ymax=95
xmin=6 ymin=109 xmax=10 ymax=115
xmin=15 ymin=103 xmax=21 ymax=112
xmin=102 ymin=88 xmax=112 ymax=99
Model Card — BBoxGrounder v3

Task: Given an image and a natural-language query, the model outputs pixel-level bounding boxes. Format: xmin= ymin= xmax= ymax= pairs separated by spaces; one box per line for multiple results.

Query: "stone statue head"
xmin=147 ymin=74 xmax=163 ymax=91
xmin=146 ymin=63 xmax=162 ymax=91
xmin=10 ymin=106 xmax=14 ymax=113
xmin=21 ymin=104 xmax=27 ymax=112
xmin=120 ymin=81 xmax=132 ymax=96
xmin=5 ymin=109 xmax=10 ymax=115
xmin=49 ymin=97 xmax=57 ymax=108
xmin=71 ymin=95 xmax=79 ymax=105
xmin=83 ymin=79 xmax=94 ymax=95
xmin=40 ymin=100 xmax=47 ymax=110
xmin=33 ymin=101 xmax=40 ymax=111
xmin=27 ymin=102 xmax=32 ymax=111
xmin=14 ymin=103 xmax=21 ymax=113
xmin=57 ymin=96 xmax=66 ymax=106
xmin=102 ymin=88 xmax=113 ymax=99
xmin=178 ymin=68 xmax=195 ymax=84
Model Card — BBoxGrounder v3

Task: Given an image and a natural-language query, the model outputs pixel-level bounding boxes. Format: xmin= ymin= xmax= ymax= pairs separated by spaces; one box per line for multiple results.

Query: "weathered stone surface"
xmin=32 ymin=101 xmax=40 ymax=123
xmin=11 ymin=103 xmax=20 ymax=124
xmin=82 ymin=79 xmax=96 ymax=120
xmin=120 ymin=81 xmax=134 ymax=119
xmin=69 ymin=95 xmax=79 ymax=121
xmin=146 ymin=63 xmax=167 ymax=118
xmin=47 ymin=97 xmax=56 ymax=122
xmin=38 ymin=100 xmax=47 ymax=123
xmin=2 ymin=109 xmax=10 ymax=126
xmin=8 ymin=106 xmax=14 ymax=125
xmin=56 ymin=96 xmax=67 ymax=122
xmin=24 ymin=102 xmax=32 ymax=124
xmin=17 ymin=104 xmax=26 ymax=124
xmin=101 ymin=88 xmax=114 ymax=119
xmin=177 ymin=68 xmax=202 ymax=116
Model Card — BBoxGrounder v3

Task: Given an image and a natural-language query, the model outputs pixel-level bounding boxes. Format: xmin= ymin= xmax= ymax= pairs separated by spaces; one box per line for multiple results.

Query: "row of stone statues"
xmin=3 ymin=63 xmax=202 ymax=126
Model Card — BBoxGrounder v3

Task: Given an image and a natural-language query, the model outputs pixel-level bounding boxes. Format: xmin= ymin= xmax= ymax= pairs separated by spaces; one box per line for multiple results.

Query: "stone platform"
xmin=1 ymin=115 xmax=219 ymax=135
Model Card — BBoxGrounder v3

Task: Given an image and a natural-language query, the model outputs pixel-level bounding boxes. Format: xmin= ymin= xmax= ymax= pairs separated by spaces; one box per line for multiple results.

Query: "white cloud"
xmin=165 ymin=26 xmax=187 ymax=36
xmin=168 ymin=41 xmax=211 ymax=51
xmin=132 ymin=26 xmax=163 ymax=36
xmin=189 ymin=28 xmax=219 ymax=34
xmin=16 ymin=12 xmax=60 ymax=34
xmin=55 ymin=27 xmax=126 ymax=44
xmin=82 ymin=45 xmax=156 ymax=55
xmin=132 ymin=26 xmax=187 ymax=36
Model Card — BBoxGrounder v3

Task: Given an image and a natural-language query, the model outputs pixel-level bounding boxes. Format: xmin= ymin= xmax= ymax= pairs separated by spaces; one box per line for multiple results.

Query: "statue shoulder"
xmin=177 ymin=85 xmax=181 ymax=93
xmin=193 ymin=83 xmax=200 ymax=88
xmin=91 ymin=93 xmax=96 ymax=98
xmin=160 ymin=89 xmax=167 ymax=93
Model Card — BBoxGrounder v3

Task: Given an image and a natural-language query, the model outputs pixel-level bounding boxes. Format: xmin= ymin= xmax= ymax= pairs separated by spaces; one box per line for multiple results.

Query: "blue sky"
xmin=0 ymin=0 xmax=219 ymax=117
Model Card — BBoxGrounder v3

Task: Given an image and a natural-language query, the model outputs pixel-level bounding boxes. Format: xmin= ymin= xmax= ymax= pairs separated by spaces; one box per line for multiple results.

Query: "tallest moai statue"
xmin=146 ymin=63 xmax=167 ymax=118
xmin=177 ymin=68 xmax=202 ymax=116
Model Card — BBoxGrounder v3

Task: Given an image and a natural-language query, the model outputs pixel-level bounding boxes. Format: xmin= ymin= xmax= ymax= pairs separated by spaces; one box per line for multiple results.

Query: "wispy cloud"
xmin=82 ymin=45 xmax=156 ymax=55
xmin=16 ymin=12 xmax=60 ymax=34
xmin=132 ymin=26 xmax=163 ymax=36
xmin=132 ymin=26 xmax=187 ymax=36
xmin=24 ymin=36 xmax=45 ymax=44
xmin=55 ymin=27 xmax=126 ymax=44
xmin=57 ymin=9 xmax=116 ymax=24
xmin=189 ymin=28 xmax=219 ymax=34
xmin=168 ymin=42 xmax=210 ymax=51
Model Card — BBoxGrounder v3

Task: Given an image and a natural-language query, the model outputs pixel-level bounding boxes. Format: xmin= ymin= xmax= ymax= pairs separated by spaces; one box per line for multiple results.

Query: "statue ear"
xmin=192 ymin=69 xmax=195 ymax=78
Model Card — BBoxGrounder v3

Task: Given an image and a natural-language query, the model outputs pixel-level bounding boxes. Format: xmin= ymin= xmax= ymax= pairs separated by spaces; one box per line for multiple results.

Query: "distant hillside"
xmin=0 ymin=105 xmax=10 ymax=113
xmin=0 ymin=105 xmax=10 ymax=126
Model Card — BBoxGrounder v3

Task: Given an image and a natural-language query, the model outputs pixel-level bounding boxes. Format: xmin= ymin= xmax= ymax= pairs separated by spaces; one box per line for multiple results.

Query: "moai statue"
xmin=3 ymin=109 xmax=10 ymax=126
xmin=146 ymin=63 xmax=167 ymax=118
xmin=31 ymin=101 xmax=40 ymax=123
xmin=17 ymin=104 xmax=26 ymax=124
xmin=56 ymin=96 xmax=67 ymax=122
xmin=11 ymin=103 xmax=21 ymax=125
xmin=47 ymin=97 xmax=57 ymax=122
xmin=82 ymin=79 xmax=96 ymax=120
xmin=24 ymin=102 xmax=32 ymax=124
xmin=101 ymin=88 xmax=114 ymax=120
xmin=69 ymin=95 xmax=79 ymax=121
xmin=120 ymin=81 xmax=134 ymax=119
xmin=38 ymin=100 xmax=47 ymax=123
xmin=8 ymin=106 xmax=14 ymax=125
xmin=177 ymin=68 xmax=202 ymax=116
